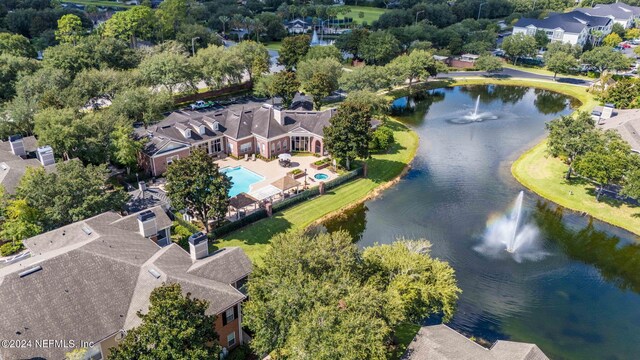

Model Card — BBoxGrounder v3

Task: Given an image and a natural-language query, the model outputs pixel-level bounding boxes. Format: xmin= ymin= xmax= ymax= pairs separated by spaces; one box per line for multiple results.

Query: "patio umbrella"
xmin=278 ymin=153 xmax=292 ymax=161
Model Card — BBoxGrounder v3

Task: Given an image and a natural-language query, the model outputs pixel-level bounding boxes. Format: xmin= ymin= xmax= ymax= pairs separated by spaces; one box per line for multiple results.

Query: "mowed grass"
xmin=264 ymin=42 xmax=282 ymax=51
xmin=214 ymin=120 xmax=419 ymax=262
xmin=389 ymin=323 xmax=421 ymax=360
xmin=340 ymin=5 xmax=387 ymax=24
xmin=503 ymin=64 xmax=593 ymax=81
xmin=62 ymin=0 xmax=131 ymax=8
xmin=512 ymin=140 xmax=640 ymax=236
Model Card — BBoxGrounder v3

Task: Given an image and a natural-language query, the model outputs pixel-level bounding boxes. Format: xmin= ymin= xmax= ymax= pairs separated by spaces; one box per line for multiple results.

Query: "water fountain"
xmin=446 ymin=95 xmax=499 ymax=124
xmin=311 ymin=29 xmax=319 ymax=45
xmin=474 ymin=191 xmax=546 ymax=262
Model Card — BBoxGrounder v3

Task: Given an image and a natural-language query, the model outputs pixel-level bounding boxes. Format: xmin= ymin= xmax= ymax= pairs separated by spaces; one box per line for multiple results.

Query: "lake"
xmin=322 ymin=85 xmax=640 ymax=360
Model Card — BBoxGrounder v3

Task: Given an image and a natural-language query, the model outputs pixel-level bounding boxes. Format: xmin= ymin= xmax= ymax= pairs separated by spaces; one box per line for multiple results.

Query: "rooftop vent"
xmin=1 ymin=163 xmax=8 ymax=171
xmin=19 ymin=266 xmax=42 ymax=278
xmin=36 ymin=146 xmax=55 ymax=166
xmin=81 ymin=226 xmax=92 ymax=236
xmin=9 ymin=135 xmax=25 ymax=157
xmin=148 ymin=268 xmax=161 ymax=279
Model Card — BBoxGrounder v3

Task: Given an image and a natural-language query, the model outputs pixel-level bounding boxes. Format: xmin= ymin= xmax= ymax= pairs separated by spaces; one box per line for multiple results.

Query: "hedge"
xmin=211 ymin=209 xmax=268 ymax=238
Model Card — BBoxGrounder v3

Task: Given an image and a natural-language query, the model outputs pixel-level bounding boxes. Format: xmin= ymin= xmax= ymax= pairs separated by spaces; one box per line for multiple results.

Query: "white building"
xmin=512 ymin=11 xmax=612 ymax=47
xmin=577 ymin=2 xmax=640 ymax=29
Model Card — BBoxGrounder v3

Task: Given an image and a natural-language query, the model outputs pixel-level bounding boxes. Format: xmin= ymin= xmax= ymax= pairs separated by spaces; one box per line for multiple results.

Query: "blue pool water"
xmin=314 ymin=173 xmax=329 ymax=180
xmin=220 ymin=166 xmax=264 ymax=197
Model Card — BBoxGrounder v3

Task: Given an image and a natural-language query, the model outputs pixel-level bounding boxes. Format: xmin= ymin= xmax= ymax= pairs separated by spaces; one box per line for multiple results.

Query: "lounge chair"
xmin=252 ymin=154 xmax=256 ymax=161
xmin=244 ymin=154 xmax=249 ymax=161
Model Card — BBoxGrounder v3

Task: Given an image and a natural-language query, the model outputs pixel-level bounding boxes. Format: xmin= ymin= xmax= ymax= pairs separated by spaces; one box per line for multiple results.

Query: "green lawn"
xmin=512 ymin=140 xmax=640 ymax=236
xmin=340 ymin=5 xmax=387 ymax=24
xmin=62 ymin=0 xmax=131 ymax=8
xmin=264 ymin=42 xmax=282 ymax=51
xmin=214 ymin=120 xmax=419 ymax=262
xmin=503 ymin=64 xmax=593 ymax=82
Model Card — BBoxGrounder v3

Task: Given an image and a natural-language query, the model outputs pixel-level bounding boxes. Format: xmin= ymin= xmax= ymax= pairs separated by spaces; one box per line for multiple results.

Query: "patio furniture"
xmin=278 ymin=153 xmax=292 ymax=168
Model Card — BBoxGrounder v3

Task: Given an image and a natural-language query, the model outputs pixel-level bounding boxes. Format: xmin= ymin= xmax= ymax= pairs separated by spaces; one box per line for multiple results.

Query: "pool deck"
xmin=215 ymin=155 xmax=338 ymax=196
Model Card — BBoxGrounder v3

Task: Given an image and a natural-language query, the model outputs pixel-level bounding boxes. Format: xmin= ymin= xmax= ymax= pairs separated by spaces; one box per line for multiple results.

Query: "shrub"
xmin=370 ymin=126 xmax=395 ymax=151
xmin=226 ymin=344 xmax=253 ymax=360
xmin=290 ymin=169 xmax=303 ymax=175
xmin=0 ymin=241 xmax=24 ymax=256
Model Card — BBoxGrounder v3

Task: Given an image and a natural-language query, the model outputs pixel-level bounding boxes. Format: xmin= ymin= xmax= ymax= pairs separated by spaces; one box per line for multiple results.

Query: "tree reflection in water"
xmin=534 ymin=202 xmax=640 ymax=293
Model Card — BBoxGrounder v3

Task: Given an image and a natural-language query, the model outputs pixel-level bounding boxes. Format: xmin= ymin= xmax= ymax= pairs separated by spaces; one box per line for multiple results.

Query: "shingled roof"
xmin=141 ymin=102 xmax=335 ymax=156
xmin=0 ymin=206 xmax=251 ymax=360
xmin=514 ymin=11 xmax=611 ymax=33
xmin=402 ymin=325 xmax=549 ymax=360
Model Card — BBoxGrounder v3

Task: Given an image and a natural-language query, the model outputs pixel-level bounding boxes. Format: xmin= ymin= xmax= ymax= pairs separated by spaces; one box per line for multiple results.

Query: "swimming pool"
xmin=314 ymin=173 xmax=329 ymax=180
xmin=220 ymin=166 xmax=264 ymax=197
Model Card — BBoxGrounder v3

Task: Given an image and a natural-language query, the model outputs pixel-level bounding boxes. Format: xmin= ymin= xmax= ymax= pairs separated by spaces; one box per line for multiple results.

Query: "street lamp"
xmin=477 ymin=2 xmax=487 ymax=21
xmin=304 ymin=168 xmax=308 ymax=189
xmin=415 ymin=10 xmax=424 ymax=25
xmin=191 ymin=36 xmax=200 ymax=57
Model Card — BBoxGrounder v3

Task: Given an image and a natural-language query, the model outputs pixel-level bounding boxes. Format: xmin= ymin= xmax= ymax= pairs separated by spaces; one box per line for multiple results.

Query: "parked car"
xmin=620 ymin=42 xmax=632 ymax=49
xmin=190 ymin=100 xmax=216 ymax=111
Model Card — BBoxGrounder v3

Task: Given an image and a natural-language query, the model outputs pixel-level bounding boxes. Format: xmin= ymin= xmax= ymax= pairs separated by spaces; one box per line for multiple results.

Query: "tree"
xmin=335 ymin=28 xmax=369 ymax=59
xmin=16 ymin=161 xmax=128 ymax=230
xmin=165 ymin=149 xmax=231 ymax=233
xmin=359 ymin=31 xmax=401 ymax=65
xmin=370 ymin=126 xmax=394 ymax=151
xmin=612 ymin=22 xmax=626 ymax=38
xmin=110 ymin=124 xmax=144 ymax=174
xmin=545 ymin=51 xmax=578 ymax=79
xmin=304 ymin=45 xmax=342 ymax=62
xmin=534 ymin=30 xmax=550 ymax=49
xmin=278 ymin=34 xmax=310 ymax=70
xmin=339 ymin=65 xmax=392 ymax=92
xmin=232 ymin=40 xmax=270 ymax=83
xmin=0 ymin=33 xmax=36 ymax=58
xmin=193 ymin=45 xmax=243 ymax=89
xmin=109 ymin=87 xmax=173 ymax=126
xmin=297 ymin=58 xmax=342 ymax=109
xmin=546 ymin=111 xmax=599 ymax=180
xmin=581 ymin=46 xmax=631 ymax=73
xmin=388 ymin=50 xmax=440 ymax=92
xmin=55 ymin=14 xmax=84 ymax=45
xmin=156 ymin=0 xmax=190 ymax=40
xmin=110 ymin=283 xmax=220 ymax=360
xmin=0 ymin=199 xmax=42 ymax=244
xmin=603 ymin=33 xmax=623 ymax=47
xmin=474 ymin=54 xmax=503 ymax=73
xmin=324 ymin=99 xmax=373 ymax=170
xmin=0 ymin=54 xmax=40 ymax=103
xmin=622 ymin=168 xmax=640 ymax=199
xmin=219 ymin=15 xmax=230 ymax=33
xmin=625 ymin=28 xmax=640 ymax=40
xmin=139 ymin=51 xmax=197 ymax=93
xmin=545 ymin=41 xmax=582 ymax=59
xmin=574 ymin=131 xmax=632 ymax=201
xmin=271 ymin=71 xmax=300 ymax=109
xmin=102 ymin=6 xmax=155 ymax=47
xmin=501 ymin=33 xmax=537 ymax=65
xmin=243 ymin=230 xmax=459 ymax=358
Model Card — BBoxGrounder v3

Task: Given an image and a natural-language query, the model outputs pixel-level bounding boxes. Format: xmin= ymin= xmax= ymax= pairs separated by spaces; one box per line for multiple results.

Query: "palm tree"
xmin=218 ymin=15 xmax=230 ymax=33
xmin=253 ymin=19 xmax=266 ymax=42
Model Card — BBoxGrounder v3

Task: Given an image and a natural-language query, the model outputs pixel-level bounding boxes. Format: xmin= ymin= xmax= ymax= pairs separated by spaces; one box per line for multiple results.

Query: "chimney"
xmin=36 ymin=146 xmax=55 ymax=166
xmin=273 ymin=106 xmax=284 ymax=126
xmin=188 ymin=232 xmax=209 ymax=260
xmin=137 ymin=210 xmax=157 ymax=238
xmin=8 ymin=135 xmax=25 ymax=157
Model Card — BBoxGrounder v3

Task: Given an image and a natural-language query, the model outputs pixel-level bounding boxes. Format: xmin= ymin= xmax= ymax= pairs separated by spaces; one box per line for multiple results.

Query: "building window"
xmin=271 ymin=142 xmax=275 ymax=153
xmin=166 ymin=155 xmax=179 ymax=165
xmin=282 ymin=140 xmax=287 ymax=149
xmin=213 ymin=138 xmax=222 ymax=153
xmin=227 ymin=332 xmax=236 ymax=347
xmin=86 ymin=345 xmax=103 ymax=360
xmin=240 ymin=142 xmax=252 ymax=154
xmin=292 ymin=136 xmax=310 ymax=152
xmin=225 ymin=307 xmax=235 ymax=323
xmin=276 ymin=141 xmax=281 ymax=151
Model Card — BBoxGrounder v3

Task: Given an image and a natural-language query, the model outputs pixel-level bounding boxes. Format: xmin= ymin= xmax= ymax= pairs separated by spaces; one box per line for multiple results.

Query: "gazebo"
xmin=228 ymin=192 xmax=258 ymax=219
xmin=271 ymin=175 xmax=301 ymax=196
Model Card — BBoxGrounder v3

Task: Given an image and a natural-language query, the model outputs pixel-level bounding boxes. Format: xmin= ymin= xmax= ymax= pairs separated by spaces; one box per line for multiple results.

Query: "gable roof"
xmin=514 ymin=11 xmax=612 ymax=33
xmin=142 ymin=102 xmax=335 ymax=156
xmin=0 ymin=207 xmax=251 ymax=360
xmin=577 ymin=2 xmax=640 ymax=21
xmin=402 ymin=325 xmax=549 ymax=360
